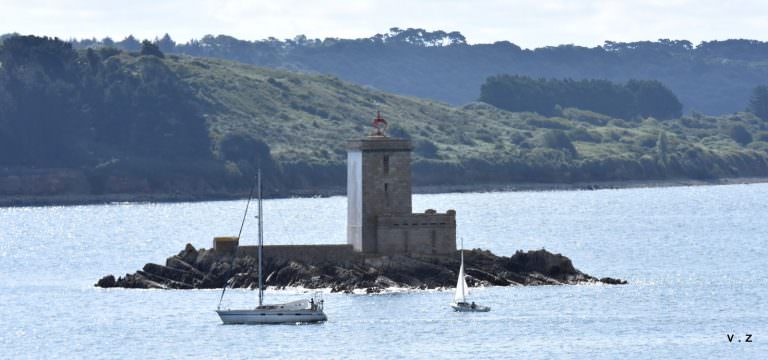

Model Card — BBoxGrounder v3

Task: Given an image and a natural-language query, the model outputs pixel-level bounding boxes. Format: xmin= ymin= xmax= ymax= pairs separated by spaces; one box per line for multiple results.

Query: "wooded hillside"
xmin=2 ymin=35 xmax=768 ymax=203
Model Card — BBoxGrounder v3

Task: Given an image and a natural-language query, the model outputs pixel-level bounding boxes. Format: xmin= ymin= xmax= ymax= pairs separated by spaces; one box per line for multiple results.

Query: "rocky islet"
xmin=96 ymin=244 xmax=626 ymax=292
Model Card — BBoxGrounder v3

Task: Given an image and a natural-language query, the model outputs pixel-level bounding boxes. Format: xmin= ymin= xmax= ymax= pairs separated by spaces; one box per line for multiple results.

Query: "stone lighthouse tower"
xmin=347 ymin=112 xmax=456 ymax=255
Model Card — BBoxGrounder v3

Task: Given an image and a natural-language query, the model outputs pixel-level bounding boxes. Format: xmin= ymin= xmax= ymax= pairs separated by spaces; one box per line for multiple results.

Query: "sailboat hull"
xmin=216 ymin=309 xmax=327 ymax=324
xmin=450 ymin=302 xmax=491 ymax=312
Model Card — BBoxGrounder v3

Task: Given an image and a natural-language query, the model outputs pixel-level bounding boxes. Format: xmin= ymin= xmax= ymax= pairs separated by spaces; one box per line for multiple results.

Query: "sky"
xmin=1 ymin=0 xmax=767 ymax=49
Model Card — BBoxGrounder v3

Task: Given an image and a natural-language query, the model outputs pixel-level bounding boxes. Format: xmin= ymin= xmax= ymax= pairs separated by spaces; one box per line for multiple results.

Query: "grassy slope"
xmin=137 ymin=53 xmax=768 ymax=184
xmin=166 ymin=55 xmax=511 ymax=165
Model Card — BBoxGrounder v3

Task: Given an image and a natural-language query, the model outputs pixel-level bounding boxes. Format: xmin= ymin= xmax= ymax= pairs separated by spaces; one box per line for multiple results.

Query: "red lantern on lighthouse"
xmin=372 ymin=111 xmax=388 ymax=136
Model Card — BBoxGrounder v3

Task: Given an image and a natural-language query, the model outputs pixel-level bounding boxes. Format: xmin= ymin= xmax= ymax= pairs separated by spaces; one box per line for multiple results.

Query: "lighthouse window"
xmin=383 ymin=155 xmax=390 ymax=173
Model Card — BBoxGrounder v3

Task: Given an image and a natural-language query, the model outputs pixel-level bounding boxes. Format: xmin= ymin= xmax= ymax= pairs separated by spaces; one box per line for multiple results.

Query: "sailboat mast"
xmin=217 ymin=173 xmax=258 ymax=310
xmin=257 ymin=169 xmax=264 ymax=307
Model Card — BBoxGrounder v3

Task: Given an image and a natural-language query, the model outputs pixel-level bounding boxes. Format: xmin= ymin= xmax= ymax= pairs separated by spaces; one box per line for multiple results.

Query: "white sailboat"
xmin=450 ymin=241 xmax=490 ymax=312
xmin=216 ymin=170 xmax=327 ymax=324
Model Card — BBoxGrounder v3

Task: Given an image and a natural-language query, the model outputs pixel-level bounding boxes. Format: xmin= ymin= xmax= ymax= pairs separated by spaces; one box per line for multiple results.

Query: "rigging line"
xmin=237 ymin=176 xmax=259 ymax=240
xmin=257 ymin=168 xmax=264 ymax=307
xmin=217 ymin=176 xmax=259 ymax=310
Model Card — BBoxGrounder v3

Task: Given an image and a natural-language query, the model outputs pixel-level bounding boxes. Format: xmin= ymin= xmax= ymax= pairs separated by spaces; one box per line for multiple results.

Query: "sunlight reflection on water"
xmin=1 ymin=184 xmax=767 ymax=358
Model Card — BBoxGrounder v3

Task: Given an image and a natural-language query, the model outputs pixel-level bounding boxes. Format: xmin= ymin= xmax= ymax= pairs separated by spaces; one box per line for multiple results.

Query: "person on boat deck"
xmin=471 ymin=302 xmax=476 ymax=309
xmin=310 ymin=298 xmax=315 ymax=310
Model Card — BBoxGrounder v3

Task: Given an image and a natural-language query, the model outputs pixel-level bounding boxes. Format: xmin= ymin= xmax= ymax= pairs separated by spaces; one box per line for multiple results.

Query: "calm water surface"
xmin=1 ymin=184 xmax=766 ymax=359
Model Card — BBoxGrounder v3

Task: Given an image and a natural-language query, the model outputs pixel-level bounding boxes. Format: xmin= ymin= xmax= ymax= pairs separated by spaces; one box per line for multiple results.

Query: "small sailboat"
xmin=216 ymin=170 xmax=327 ymax=324
xmin=450 ymin=241 xmax=490 ymax=312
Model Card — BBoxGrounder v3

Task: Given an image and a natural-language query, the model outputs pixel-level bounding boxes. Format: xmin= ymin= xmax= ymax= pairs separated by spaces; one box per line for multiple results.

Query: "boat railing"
xmin=311 ymin=292 xmax=325 ymax=311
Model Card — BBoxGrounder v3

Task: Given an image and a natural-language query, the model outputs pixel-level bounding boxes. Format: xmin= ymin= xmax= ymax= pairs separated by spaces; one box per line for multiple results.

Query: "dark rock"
xmin=115 ymin=273 xmax=151 ymax=289
xmin=166 ymin=256 xmax=206 ymax=277
xmin=374 ymin=275 xmax=399 ymax=288
xmin=379 ymin=255 xmax=454 ymax=286
xmin=273 ymin=261 xmax=308 ymax=286
xmin=144 ymin=263 xmax=194 ymax=280
xmin=96 ymin=245 xmax=625 ymax=291
xmin=466 ymin=267 xmax=511 ymax=286
xmin=600 ymin=277 xmax=628 ymax=285
xmin=95 ymin=274 xmax=116 ymax=287
xmin=194 ymin=248 xmax=218 ymax=272
xmin=179 ymin=243 xmax=198 ymax=265
xmin=506 ymin=249 xmax=576 ymax=278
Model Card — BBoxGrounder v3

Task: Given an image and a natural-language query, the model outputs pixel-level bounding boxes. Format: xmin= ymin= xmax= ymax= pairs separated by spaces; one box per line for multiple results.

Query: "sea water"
xmin=1 ymin=184 xmax=766 ymax=359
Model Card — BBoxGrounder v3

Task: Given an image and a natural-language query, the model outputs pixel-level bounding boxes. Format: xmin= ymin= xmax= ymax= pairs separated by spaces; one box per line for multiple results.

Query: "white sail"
xmin=453 ymin=251 xmax=470 ymax=303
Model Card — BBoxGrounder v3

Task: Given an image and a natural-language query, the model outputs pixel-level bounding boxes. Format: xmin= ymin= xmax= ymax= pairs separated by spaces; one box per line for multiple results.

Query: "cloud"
xmin=1 ymin=0 xmax=767 ymax=48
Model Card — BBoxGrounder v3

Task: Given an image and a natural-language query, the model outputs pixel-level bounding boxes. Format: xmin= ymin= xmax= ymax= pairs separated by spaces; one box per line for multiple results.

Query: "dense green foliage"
xmin=140 ymin=40 xmax=165 ymax=58
xmin=748 ymin=85 xmax=768 ymax=120
xmin=0 ymin=36 xmax=214 ymax=192
xmin=0 ymin=36 xmax=210 ymax=163
xmin=729 ymin=125 xmax=753 ymax=145
xmin=479 ymin=75 xmax=682 ymax=120
xmin=2 ymin=35 xmax=768 ymax=199
xmin=61 ymin=29 xmax=768 ymax=114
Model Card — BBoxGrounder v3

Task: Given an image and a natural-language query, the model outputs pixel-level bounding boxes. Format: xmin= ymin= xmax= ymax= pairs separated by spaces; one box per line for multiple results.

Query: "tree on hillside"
xmin=0 ymin=35 xmax=88 ymax=165
xmin=141 ymin=40 xmax=164 ymax=58
xmin=61 ymin=32 xmax=768 ymax=114
xmin=747 ymin=85 xmax=768 ymax=120
xmin=626 ymin=80 xmax=683 ymax=120
xmin=101 ymin=37 xmax=114 ymax=47
xmin=156 ymin=34 xmax=175 ymax=53
xmin=414 ymin=140 xmax=439 ymax=158
xmin=218 ymin=133 xmax=278 ymax=179
xmin=541 ymin=130 xmax=577 ymax=156
xmin=479 ymin=75 xmax=682 ymax=120
xmin=0 ymin=35 xmax=210 ymax=167
xmin=117 ymin=35 xmax=141 ymax=52
xmin=730 ymin=124 xmax=753 ymax=145
xmin=219 ymin=133 xmax=272 ymax=163
xmin=479 ymin=75 xmax=553 ymax=115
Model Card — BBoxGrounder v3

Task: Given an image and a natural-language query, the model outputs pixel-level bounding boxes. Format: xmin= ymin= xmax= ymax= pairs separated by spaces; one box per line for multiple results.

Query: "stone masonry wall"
xmin=236 ymin=244 xmax=359 ymax=263
xmin=376 ymin=213 xmax=456 ymax=255
xmin=362 ymin=148 xmax=412 ymax=252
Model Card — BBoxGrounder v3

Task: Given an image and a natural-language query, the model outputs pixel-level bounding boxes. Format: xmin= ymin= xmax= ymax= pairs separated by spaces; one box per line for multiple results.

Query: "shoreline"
xmin=2 ymin=176 xmax=767 ymax=208
xmin=413 ymin=176 xmax=768 ymax=194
